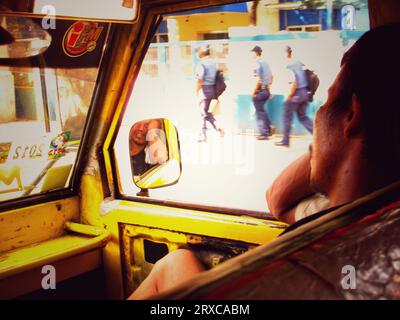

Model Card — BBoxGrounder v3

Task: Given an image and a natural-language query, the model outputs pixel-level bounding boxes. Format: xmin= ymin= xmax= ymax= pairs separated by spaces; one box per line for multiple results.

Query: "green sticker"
xmin=48 ymin=132 xmax=71 ymax=160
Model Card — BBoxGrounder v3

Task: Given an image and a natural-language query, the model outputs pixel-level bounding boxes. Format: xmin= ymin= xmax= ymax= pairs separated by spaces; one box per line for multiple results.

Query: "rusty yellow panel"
xmin=101 ymin=200 xmax=286 ymax=299
xmin=121 ymin=225 xmax=185 ymax=296
xmin=0 ymin=197 xmax=80 ymax=254
xmin=80 ymin=173 xmax=104 ymax=228
xmin=123 ymin=225 xmax=188 ymax=244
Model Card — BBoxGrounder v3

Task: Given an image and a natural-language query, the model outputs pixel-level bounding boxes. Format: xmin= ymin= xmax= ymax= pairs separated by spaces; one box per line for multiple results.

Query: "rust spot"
xmin=18 ymin=240 xmax=24 ymax=244
xmin=50 ymin=223 xmax=54 ymax=227
xmin=14 ymin=227 xmax=22 ymax=232
xmin=0 ymin=218 xmax=4 ymax=222
xmin=56 ymin=204 xmax=62 ymax=211
xmin=27 ymin=225 xmax=30 ymax=228
xmin=234 ymin=220 xmax=258 ymax=226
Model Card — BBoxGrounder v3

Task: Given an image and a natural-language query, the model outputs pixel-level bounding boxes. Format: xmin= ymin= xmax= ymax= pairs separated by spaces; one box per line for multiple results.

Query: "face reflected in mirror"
xmin=129 ymin=119 xmax=169 ymax=178
xmin=129 ymin=118 xmax=181 ymax=191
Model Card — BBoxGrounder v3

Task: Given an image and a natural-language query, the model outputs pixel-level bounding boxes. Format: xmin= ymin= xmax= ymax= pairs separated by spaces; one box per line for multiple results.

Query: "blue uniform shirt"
xmin=286 ymin=60 xmax=308 ymax=89
xmin=254 ymin=58 xmax=272 ymax=86
xmin=196 ymin=56 xmax=217 ymax=85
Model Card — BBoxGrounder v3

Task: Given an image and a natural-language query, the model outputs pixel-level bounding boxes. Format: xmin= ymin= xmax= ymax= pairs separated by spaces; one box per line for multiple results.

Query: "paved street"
xmin=123 ymin=130 xmax=312 ymax=213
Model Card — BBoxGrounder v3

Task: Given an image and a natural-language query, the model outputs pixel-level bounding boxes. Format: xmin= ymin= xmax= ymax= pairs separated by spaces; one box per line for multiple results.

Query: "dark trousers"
xmin=252 ymin=89 xmax=271 ymax=137
xmin=199 ymin=85 xmax=217 ymax=136
xmin=282 ymin=87 xmax=313 ymax=144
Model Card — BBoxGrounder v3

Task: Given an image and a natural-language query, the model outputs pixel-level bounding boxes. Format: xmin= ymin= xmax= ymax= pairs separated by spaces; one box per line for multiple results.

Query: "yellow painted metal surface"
xmin=102 ymin=222 xmax=126 ymax=300
xmin=80 ymin=173 xmax=105 ymax=228
xmin=0 ymin=231 xmax=110 ymax=279
xmin=134 ymin=159 xmax=181 ymax=189
xmin=102 ymin=25 xmax=143 ymax=194
xmin=64 ymin=221 xmax=105 ymax=237
xmin=0 ymin=197 xmax=80 ymax=254
xmin=164 ymin=119 xmax=180 ymax=164
xmin=103 ymin=200 xmax=286 ymax=244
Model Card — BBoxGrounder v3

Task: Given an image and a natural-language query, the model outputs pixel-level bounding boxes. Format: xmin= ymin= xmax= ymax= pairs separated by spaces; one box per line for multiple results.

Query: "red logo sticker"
xmin=63 ymin=21 xmax=104 ymax=57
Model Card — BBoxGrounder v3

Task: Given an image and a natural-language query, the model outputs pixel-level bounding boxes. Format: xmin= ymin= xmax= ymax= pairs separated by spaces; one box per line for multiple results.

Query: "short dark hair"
xmin=329 ymin=23 xmax=400 ymax=172
xmin=197 ymin=44 xmax=210 ymax=56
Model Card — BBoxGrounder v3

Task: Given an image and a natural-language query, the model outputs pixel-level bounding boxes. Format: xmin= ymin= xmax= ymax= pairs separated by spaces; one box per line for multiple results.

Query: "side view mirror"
xmin=129 ymin=118 xmax=181 ymax=191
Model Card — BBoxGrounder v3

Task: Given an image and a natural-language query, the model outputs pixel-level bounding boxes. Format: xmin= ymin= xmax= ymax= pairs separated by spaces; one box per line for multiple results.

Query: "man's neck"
xmin=131 ymin=144 xmax=145 ymax=157
xmin=327 ymin=147 xmax=393 ymax=207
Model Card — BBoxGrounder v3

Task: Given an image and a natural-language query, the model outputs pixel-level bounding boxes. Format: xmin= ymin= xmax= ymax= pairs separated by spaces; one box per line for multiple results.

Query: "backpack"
xmin=215 ymin=69 xmax=227 ymax=99
xmin=305 ymin=69 xmax=320 ymax=102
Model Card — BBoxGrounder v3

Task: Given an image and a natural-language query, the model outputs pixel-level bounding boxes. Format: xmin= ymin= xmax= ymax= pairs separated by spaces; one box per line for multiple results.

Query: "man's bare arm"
xmin=196 ymin=79 xmax=203 ymax=95
xmin=287 ymin=82 xmax=297 ymax=100
xmin=266 ymin=153 xmax=314 ymax=224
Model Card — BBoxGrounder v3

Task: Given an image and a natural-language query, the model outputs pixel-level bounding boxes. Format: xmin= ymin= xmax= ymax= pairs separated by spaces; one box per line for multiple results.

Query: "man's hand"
xmin=253 ymin=82 xmax=261 ymax=96
xmin=287 ymin=82 xmax=297 ymax=101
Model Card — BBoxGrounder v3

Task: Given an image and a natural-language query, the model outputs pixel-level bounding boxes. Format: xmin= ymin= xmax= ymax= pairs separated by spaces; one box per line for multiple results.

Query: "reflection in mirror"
xmin=129 ymin=118 xmax=181 ymax=190
xmin=0 ymin=15 xmax=51 ymax=58
xmin=130 ymin=119 xmax=169 ymax=176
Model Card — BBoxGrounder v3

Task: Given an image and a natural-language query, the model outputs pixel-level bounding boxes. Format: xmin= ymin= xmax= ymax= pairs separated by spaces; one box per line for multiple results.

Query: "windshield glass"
xmin=115 ymin=0 xmax=370 ymax=212
xmin=0 ymin=15 xmax=109 ymax=202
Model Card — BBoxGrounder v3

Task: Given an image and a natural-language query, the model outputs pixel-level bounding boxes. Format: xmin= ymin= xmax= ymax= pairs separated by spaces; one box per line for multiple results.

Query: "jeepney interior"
xmin=0 ymin=0 xmax=399 ymax=300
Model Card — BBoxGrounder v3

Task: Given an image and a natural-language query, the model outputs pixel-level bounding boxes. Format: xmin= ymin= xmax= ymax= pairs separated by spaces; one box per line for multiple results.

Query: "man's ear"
xmin=344 ymin=93 xmax=362 ymax=138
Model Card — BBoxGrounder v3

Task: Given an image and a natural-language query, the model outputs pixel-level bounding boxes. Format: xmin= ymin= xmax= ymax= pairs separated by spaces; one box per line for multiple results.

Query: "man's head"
xmin=251 ymin=45 xmax=262 ymax=58
xmin=284 ymin=45 xmax=292 ymax=59
xmin=130 ymin=120 xmax=149 ymax=152
xmin=310 ymin=23 xmax=400 ymax=196
xmin=197 ymin=44 xmax=210 ymax=58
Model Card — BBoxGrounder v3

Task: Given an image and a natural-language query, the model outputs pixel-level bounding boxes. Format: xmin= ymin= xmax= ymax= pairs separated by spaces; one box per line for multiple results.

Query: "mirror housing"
xmin=129 ymin=118 xmax=181 ymax=191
